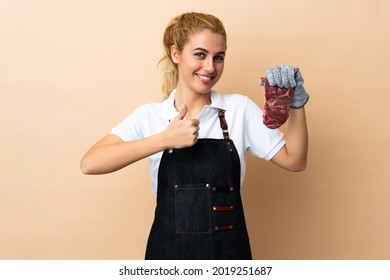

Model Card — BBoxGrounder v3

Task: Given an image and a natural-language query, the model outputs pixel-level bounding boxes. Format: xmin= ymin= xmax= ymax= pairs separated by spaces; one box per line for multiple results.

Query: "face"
xmin=171 ymin=29 xmax=226 ymax=95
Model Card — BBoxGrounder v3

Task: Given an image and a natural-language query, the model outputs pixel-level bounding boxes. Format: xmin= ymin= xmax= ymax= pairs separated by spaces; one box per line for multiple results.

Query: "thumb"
xmin=173 ymin=104 xmax=187 ymax=121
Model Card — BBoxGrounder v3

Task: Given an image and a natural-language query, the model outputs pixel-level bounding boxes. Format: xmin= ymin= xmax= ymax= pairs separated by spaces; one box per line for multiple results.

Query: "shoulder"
xmin=110 ymin=100 xmax=168 ymax=141
xmin=132 ymin=102 xmax=161 ymax=117
xmin=218 ymin=93 xmax=260 ymax=116
xmin=130 ymin=97 xmax=174 ymax=122
xmin=113 ymin=101 xmax=163 ymax=131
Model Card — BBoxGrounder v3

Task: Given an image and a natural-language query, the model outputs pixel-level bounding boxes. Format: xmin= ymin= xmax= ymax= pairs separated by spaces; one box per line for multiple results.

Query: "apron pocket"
xmin=174 ymin=183 xmax=211 ymax=234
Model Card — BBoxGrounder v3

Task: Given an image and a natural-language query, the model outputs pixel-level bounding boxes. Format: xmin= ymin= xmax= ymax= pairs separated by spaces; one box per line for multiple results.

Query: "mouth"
xmin=195 ymin=73 xmax=215 ymax=84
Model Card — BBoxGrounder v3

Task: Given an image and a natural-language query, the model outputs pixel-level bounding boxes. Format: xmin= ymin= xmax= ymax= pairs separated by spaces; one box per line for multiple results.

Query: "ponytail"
xmin=159 ymin=54 xmax=178 ymax=99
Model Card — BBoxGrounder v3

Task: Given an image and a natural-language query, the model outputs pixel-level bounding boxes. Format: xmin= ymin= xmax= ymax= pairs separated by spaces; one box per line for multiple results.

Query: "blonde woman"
xmin=81 ymin=12 xmax=309 ymax=260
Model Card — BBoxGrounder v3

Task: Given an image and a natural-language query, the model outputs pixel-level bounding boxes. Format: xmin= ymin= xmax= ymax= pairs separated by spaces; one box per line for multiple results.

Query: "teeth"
xmin=197 ymin=74 xmax=212 ymax=81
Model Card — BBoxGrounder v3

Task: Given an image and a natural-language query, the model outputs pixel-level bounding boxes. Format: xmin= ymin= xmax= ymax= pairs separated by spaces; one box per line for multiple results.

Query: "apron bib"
xmin=145 ymin=110 xmax=252 ymax=260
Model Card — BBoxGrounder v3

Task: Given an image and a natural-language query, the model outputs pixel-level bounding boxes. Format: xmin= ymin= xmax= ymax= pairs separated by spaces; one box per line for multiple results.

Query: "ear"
xmin=170 ymin=45 xmax=180 ymax=64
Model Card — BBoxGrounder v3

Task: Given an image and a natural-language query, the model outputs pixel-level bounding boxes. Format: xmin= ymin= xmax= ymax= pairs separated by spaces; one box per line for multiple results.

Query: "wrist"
xmin=156 ymin=130 xmax=172 ymax=151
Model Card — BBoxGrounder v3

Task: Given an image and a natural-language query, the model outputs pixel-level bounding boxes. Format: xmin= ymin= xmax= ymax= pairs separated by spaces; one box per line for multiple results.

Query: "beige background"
xmin=1 ymin=0 xmax=389 ymax=259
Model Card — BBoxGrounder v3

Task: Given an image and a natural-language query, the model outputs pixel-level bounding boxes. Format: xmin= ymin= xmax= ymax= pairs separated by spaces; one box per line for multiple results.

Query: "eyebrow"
xmin=192 ymin=47 xmax=225 ymax=55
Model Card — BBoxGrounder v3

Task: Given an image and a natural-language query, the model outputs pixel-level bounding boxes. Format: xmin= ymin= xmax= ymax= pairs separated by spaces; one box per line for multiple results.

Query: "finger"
xmin=193 ymin=130 xmax=199 ymax=137
xmin=173 ymin=104 xmax=187 ymax=121
xmin=266 ymin=69 xmax=275 ymax=86
xmin=194 ymin=124 xmax=200 ymax=133
xmin=281 ymin=66 xmax=289 ymax=88
xmin=190 ymin=120 xmax=200 ymax=134
xmin=287 ymin=66 xmax=296 ymax=87
xmin=272 ymin=67 xmax=283 ymax=88
xmin=191 ymin=119 xmax=200 ymax=126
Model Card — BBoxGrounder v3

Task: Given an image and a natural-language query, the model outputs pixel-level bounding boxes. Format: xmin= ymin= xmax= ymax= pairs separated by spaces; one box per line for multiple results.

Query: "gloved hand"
xmin=263 ymin=65 xmax=309 ymax=109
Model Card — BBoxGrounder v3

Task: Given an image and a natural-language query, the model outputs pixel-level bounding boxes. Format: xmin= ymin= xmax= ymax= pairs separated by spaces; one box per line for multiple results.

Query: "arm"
xmin=80 ymin=104 xmax=199 ymax=174
xmin=270 ymin=107 xmax=308 ymax=171
xmin=80 ymin=133 xmax=168 ymax=174
xmin=264 ymin=65 xmax=309 ymax=171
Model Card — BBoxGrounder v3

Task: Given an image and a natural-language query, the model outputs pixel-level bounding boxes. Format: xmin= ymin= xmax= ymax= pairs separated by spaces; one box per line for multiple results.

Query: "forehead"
xmin=185 ymin=29 xmax=226 ymax=51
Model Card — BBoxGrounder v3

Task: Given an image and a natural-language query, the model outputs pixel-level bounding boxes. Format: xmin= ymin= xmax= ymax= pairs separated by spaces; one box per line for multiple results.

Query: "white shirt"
xmin=110 ymin=89 xmax=285 ymax=195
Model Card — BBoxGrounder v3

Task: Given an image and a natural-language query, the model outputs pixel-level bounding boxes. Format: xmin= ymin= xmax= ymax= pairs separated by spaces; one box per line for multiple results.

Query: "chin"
xmin=194 ymin=87 xmax=213 ymax=95
xmin=196 ymin=82 xmax=218 ymax=94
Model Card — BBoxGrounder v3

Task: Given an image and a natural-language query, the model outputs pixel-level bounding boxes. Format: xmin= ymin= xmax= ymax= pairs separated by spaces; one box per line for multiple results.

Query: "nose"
xmin=203 ymin=57 xmax=215 ymax=73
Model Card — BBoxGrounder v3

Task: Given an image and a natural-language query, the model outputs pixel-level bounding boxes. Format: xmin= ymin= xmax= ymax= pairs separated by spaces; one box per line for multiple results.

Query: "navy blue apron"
xmin=145 ymin=110 xmax=252 ymax=259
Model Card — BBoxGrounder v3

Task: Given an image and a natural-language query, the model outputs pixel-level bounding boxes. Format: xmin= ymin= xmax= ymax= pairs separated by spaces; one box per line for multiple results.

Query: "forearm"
xmin=284 ymin=107 xmax=308 ymax=170
xmin=81 ymin=106 xmax=200 ymax=175
xmin=270 ymin=107 xmax=308 ymax=171
xmin=264 ymin=65 xmax=309 ymax=171
xmin=81 ymin=133 xmax=169 ymax=175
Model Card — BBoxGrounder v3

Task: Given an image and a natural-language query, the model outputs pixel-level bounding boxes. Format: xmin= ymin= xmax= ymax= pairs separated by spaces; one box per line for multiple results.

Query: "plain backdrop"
xmin=1 ymin=0 xmax=390 ymax=259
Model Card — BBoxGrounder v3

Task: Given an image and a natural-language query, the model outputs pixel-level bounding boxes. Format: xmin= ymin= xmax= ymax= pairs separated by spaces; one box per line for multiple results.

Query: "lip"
xmin=195 ymin=73 xmax=215 ymax=84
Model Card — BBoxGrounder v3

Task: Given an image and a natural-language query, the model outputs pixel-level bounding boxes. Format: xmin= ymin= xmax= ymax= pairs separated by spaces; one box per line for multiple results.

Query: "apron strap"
xmin=218 ymin=109 xmax=233 ymax=152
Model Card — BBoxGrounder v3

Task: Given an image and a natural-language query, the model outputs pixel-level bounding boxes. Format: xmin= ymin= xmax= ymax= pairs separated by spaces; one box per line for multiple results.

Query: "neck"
xmin=174 ymin=87 xmax=212 ymax=119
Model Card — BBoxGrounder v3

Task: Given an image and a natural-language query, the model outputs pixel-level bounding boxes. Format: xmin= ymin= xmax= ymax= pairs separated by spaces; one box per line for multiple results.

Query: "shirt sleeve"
xmin=244 ymin=98 xmax=286 ymax=160
xmin=110 ymin=105 xmax=145 ymax=141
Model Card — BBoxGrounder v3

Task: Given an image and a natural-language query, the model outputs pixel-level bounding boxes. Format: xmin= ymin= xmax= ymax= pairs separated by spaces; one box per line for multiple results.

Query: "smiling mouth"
xmin=196 ymin=73 xmax=215 ymax=83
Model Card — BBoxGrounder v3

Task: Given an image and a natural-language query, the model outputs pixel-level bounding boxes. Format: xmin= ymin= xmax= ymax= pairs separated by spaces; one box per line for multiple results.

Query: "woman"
xmin=81 ymin=12 xmax=309 ymax=259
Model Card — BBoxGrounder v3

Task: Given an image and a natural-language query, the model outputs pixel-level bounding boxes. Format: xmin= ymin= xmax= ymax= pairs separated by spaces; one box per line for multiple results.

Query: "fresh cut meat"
xmin=261 ymin=77 xmax=294 ymax=129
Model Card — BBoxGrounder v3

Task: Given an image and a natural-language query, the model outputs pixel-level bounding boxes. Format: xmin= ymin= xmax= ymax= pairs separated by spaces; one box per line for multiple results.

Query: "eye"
xmin=194 ymin=52 xmax=206 ymax=59
xmin=214 ymin=55 xmax=225 ymax=62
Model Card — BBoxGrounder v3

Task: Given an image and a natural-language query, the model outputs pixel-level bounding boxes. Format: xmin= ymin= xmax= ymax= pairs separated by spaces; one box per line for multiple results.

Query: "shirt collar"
xmin=158 ymin=89 xmax=227 ymax=121
xmin=158 ymin=89 xmax=178 ymax=121
xmin=209 ymin=89 xmax=226 ymax=111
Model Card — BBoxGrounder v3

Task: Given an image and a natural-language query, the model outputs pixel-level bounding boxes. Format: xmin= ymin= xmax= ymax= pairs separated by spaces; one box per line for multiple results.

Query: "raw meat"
xmin=261 ymin=77 xmax=294 ymax=129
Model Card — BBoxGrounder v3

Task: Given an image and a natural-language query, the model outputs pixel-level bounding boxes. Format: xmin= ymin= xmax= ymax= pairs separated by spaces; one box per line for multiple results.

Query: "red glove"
xmin=261 ymin=77 xmax=294 ymax=129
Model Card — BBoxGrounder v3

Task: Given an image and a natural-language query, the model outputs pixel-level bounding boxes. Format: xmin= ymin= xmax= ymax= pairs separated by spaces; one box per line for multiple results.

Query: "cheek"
xmin=188 ymin=59 xmax=202 ymax=69
xmin=180 ymin=60 xmax=201 ymax=75
xmin=216 ymin=63 xmax=224 ymax=75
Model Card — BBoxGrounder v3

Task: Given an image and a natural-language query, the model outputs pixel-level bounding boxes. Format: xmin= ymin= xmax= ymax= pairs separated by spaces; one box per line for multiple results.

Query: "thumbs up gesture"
xmin=164 ymin=105 xmax=200 ymax=149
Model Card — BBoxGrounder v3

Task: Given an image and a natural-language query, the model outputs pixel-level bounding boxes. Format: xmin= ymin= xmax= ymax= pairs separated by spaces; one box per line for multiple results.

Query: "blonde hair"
xmin=159 ymin=12 xmax=227 ymax=98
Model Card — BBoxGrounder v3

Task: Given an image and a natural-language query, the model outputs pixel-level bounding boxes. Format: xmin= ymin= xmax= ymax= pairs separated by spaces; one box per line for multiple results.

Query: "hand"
xmin=165 ymin=105 xmax=199 ymax=149
xmin=264 ymin=65 xmax=309 ymax=109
